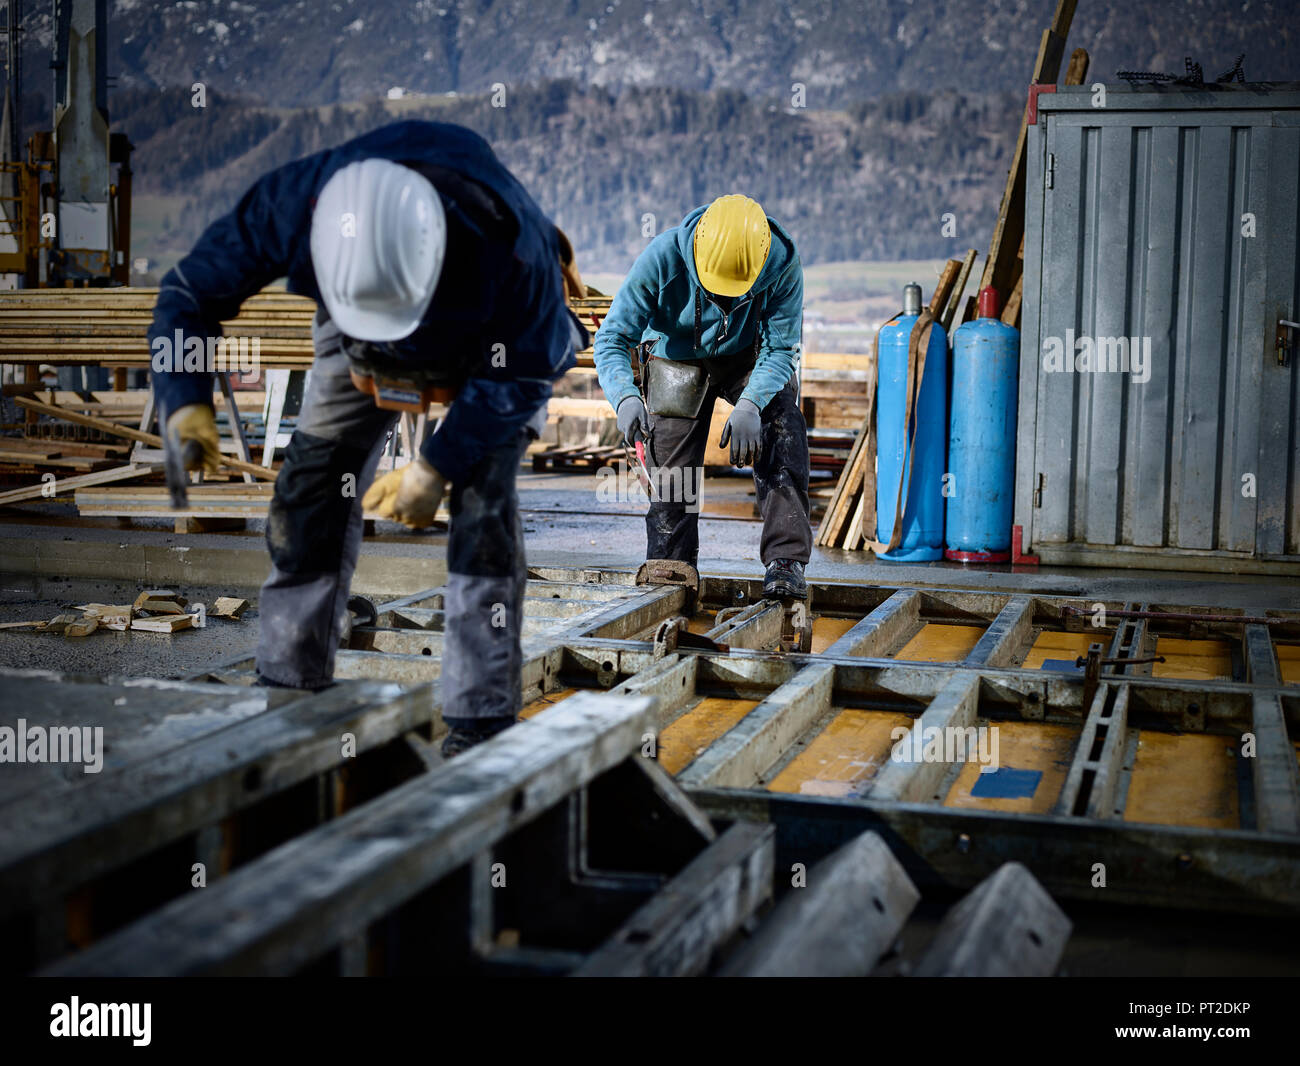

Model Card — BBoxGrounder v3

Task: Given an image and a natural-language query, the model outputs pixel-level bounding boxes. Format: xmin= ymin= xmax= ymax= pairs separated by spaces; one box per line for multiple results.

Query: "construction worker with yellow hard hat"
xmin=594 ymin=194 xmax=811 ymax=599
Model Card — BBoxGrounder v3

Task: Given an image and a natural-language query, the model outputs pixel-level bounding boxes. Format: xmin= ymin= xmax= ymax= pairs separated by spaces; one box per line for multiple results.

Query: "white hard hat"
xmin=310 ymin=158 xmax=446 ymax=342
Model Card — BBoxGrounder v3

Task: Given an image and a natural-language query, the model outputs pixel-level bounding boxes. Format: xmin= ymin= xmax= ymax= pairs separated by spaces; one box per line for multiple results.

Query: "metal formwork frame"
xmin=3 ymin=570 xmax=1298 ymax=974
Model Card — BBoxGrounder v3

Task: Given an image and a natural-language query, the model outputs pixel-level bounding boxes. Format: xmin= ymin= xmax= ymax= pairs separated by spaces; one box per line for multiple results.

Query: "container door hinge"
xmin=1034 ymin=472 xmax=1045 ymax=508
xmin=1045 ymin=153 xmax=1055 ymax=190
xmin=1276 ymin=317 xmax=1299 ymax=367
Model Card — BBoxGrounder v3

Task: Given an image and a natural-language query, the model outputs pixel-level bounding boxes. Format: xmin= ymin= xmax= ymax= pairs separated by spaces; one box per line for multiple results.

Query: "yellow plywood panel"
xmin=520 ymin=687 xmax=578 ymax=720
xmin=1152 ymin=637 xmax=1232 ymax=681
xmin=943 ymin=721 xmax=1077 ymax=814
xmin=658 ymin=697 xmax=760 ymax=775
xmin=1021 ymin=630 xmax=1097 ymax=670
xmin=1124 ymin=732 xmax=1238 ymax=829
xmin=767 ymin=709 xmax=914 ymax=798
xmin=810 ymin=617 xmax=857 ymax=653
xmin=1278 ymin=644 xmax=1300 ymax=684
xmin=895 ymin=623 xmax=983 ymax=662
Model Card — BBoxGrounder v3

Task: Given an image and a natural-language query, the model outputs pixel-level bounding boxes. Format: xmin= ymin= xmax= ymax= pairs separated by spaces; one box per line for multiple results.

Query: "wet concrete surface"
xmin=0 ymin=575 xmax=261 ymax=679
xmin=1 ymin=465 xmax=1297 ymax=681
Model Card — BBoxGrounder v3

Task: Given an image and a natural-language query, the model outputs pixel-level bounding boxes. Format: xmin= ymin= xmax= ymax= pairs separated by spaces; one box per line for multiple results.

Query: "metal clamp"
xmin=782 ymin=601 xmax=813 ymax=653
xmin=653 ymin=617 xmax=687 ymax=660
xmin=635 ymin=559 xmax=702 ymax=613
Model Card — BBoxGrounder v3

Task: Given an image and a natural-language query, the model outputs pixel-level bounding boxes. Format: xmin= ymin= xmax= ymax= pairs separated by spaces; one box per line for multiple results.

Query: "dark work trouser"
xmin=256 ymin=313 xmax=530 ymax=722
xmin=645 ymin=371 xmax=812 ymax=568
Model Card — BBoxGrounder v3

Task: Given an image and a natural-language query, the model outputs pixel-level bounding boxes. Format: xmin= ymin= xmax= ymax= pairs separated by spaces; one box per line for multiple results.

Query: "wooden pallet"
xmin=531 ymin=443 xmax=623 ymax=473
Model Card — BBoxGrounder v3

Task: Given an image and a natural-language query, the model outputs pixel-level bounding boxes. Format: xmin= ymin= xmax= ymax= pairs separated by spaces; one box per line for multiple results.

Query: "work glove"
xmin=165 ymin=403 xmax=222 ymax=475
xmin=362 ymin=456 xmax=446 ymax=529
xmin=719 ymin=399 xmax=762 ymax=467
xmin=616 ymin=396 xmax=649 ymax=445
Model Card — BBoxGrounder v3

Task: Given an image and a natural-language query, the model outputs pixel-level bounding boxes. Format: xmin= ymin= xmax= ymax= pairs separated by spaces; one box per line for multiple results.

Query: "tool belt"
xmin=640 ymin=340 xmax=757 ymax=420
xmin=343 ymin=340 xmax=462 ymax=414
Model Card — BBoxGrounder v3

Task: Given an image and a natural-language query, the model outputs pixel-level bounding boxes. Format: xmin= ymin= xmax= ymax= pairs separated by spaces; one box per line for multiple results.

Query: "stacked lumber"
xmin=978 ymin=0 xmax=1088 ymax=328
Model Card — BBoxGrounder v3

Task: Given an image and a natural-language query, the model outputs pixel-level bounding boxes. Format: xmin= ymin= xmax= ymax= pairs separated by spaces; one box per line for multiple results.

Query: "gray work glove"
xmin=616 ymin=395 xmax=649 ymax=444
xmin=719 ymin=399 xmax=763 ymax=467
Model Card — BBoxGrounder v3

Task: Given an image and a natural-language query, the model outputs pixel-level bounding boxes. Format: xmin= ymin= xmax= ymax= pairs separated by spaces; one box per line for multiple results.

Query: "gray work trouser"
xmin=645 ymin=373 xmax=812 ymax=568
xmin=256 ymin=314 xmax=530 ymax=723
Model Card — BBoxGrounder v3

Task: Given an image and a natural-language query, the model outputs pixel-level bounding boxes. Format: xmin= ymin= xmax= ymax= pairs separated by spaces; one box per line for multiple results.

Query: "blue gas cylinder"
xmin=945 ymin=286 xmax=1019 ymax=562
xmin=875 ymin=283 xmax=948 ymax=561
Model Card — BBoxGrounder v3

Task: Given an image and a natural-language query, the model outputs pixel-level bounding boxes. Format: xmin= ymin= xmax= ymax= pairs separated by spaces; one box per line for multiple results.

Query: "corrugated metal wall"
xmin=1017 ymin=86 xmax=1300 ymax=570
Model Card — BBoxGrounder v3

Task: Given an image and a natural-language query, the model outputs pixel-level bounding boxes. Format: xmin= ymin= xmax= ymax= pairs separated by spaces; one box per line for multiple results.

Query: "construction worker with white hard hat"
xmin=150 ymin=121 xmax=587 ymax=757
xmin=594 ymin=194 xmax=811 ymax=599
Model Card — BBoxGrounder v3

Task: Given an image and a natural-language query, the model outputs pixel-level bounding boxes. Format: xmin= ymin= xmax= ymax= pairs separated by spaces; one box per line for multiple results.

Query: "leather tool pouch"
xmin=343 ymin=338 xmax=462 ymax=412
xmin=643 ymin=356 xmax=710 ymax=419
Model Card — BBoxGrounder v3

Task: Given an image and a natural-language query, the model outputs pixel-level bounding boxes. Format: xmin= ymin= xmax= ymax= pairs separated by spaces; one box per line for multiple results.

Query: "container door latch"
xmin=1276 ymin=318 xmax=1299 ymax=367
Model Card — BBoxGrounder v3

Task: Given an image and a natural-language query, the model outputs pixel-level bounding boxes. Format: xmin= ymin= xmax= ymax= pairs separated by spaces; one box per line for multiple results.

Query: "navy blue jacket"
xmin=149 ymin=121 xmax=582 ymax=483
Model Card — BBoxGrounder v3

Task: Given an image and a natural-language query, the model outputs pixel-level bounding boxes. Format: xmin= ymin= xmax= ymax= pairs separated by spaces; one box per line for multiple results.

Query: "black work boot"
xmin=763 ymin=559 xmax=807 ymax=601
xmin=440 ymin=716 xmax=517 ymax=759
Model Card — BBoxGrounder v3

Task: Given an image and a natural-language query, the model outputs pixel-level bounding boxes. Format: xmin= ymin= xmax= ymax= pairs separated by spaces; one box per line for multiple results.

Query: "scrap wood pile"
xmin=817 ymin=0 xmax=1088 ymax=551
xmin=0 ymin=590 xmax=247 ymax=639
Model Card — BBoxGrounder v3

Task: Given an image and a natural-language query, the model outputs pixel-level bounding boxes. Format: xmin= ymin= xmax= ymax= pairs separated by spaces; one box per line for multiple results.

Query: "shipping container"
xmin=1017 ymin=83 xmax=1300 ymax=572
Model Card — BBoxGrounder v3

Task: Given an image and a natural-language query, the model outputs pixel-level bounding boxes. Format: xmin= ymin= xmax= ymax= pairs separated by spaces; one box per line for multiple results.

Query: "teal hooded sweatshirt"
xmin=593 ymin=205 xmax=803 ymax=413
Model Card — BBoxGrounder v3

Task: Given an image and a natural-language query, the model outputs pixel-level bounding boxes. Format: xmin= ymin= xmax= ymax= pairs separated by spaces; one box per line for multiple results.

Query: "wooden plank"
xmin=45 ymin=692 xmax=657 ymax=976
xmin=927 ymin=258 xmax=962 ymax=317
xmin=0 ymin=462 xmax=158 ymax=505
xmin=940 ymin=249 xmax=979 ymax=333
xmin=1001 ymin=273 xmax=1024 ymax=327
xmin=212 ymin=597 xmax=249 ymax=620
xmin=719 ymin=831 xmax=919 ymax=977
xmin=573 ymin=822 xmax=774 ymax=977
xmin=978 ymin=0 xmax=1078 ymax=300
xmin=13 ymin=396 xmax=277 ymax=481
xmin=914 ymin=861 xmax=1071 ymax=976
xmin=130 ymin=614 xmax=195 ymax=634
xmin=1064 ymin=47 xmax=1090 ymax=86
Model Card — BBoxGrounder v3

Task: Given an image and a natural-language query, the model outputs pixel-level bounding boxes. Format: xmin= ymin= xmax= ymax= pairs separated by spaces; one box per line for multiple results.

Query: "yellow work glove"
xmin=166 ymin=404 xmax=222 ymax=474
xmin=362 ymin=457 xmax=446 ymax=528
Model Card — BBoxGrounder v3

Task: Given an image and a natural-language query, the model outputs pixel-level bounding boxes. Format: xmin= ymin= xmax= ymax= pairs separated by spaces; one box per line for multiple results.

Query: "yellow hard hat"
xmin=693 ymin=194 xmax=771 ymax=297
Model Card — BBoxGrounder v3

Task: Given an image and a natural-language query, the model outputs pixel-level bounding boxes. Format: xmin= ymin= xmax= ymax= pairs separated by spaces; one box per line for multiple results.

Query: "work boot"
xmin=440 ymin=716 xmax=517 ymax=759
xmin=763 ymin=559 xmax=807 ymax=601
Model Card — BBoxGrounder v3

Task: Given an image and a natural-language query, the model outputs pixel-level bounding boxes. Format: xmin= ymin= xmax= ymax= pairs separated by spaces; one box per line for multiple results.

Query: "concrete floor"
xmin=2 ymin=465 xmax=1297 ymax=977
xmin=1 ymin=464 xmax=1297 ymax=677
